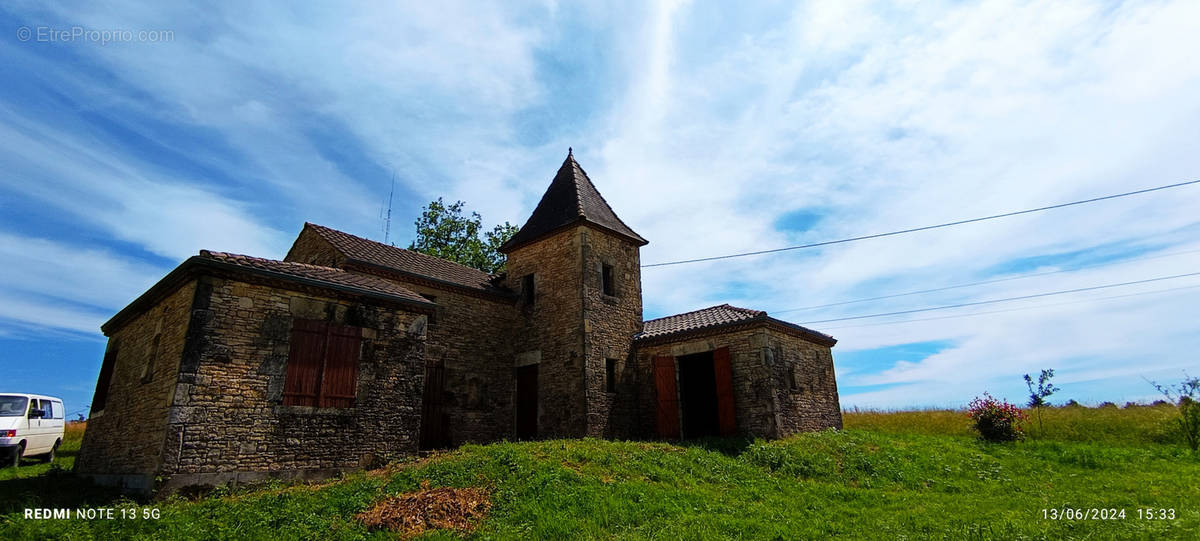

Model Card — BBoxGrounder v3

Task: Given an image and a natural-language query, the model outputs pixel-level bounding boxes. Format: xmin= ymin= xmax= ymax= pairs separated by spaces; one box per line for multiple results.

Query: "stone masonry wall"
xmin=284 ymin=227 xmax=347 ymax=268
xmin=76 ymin=280 xmax=197 ymax=492
xmin=157 ymin=274 xmax=427 ymax=493
xmin=634 ymin=325 xmax=841 ymax=439
xmin=580 ymin=228 xmax=643 ymax=439
xmin=764 ymin=327 xmax=842 ymax=436
xmin=375 ymin=279 xmax=516 ymax=445
xmin=503 ymin=227 xmax=586 ymax=438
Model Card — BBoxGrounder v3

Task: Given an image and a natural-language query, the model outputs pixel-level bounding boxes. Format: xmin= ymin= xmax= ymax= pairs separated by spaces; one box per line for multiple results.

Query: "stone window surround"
xmin=597 ymin=258 xmax=619 ymax=299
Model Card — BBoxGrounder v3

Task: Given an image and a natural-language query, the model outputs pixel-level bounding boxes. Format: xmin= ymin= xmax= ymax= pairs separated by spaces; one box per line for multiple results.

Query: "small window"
xmin=522 ymin=274 xmax=535 ymax=305
xmin=601 ymin=264 xmax=615 ymax=296
xmin=51 ymin=401 xmax=64 ymax=419
xmin=606 ymin=358 xmax=617 ymax=393
xmin=41 ymin=400 xmax=54 ymax=419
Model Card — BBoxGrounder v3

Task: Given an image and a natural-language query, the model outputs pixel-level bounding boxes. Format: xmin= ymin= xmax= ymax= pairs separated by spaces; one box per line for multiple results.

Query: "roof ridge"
xmin=305 ymin=222 xmax=496 ymax=278
xmin=499 ymin=152 xmax=647 ymax=252
xmin=569 ymin=156 xmax=645 ymax=240
xmin=567 ymin=154 xmax=586 ymax=216
xmin=643 ymin=303 xmax=759 ymax=323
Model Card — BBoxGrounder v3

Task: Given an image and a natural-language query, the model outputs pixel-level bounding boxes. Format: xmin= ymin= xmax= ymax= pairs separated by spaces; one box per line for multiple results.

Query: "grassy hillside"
xmin=2 ymin=410 xmax=1197 ymax=539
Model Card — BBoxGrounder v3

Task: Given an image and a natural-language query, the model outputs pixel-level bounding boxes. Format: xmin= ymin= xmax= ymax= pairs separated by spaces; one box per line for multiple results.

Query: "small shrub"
xmin=967 ymin=393 xmax=1027 ymax=443
xmin=1148 ymin=374 xmax=1200 ymax=451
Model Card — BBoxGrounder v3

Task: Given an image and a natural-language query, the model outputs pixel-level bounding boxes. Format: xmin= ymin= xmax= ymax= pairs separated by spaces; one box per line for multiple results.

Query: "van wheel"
xmin=42 ymin=440 xmax=60 ymax=463
xmin=6 ymin=444 xmax=22 ymax=468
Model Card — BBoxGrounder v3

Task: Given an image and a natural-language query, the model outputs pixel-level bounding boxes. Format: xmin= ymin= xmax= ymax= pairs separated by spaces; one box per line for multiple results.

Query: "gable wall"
xmin=284 ymin=227 xmax=347 ymax=268
xmin=76 ymin=279 xmax=196 ymax=492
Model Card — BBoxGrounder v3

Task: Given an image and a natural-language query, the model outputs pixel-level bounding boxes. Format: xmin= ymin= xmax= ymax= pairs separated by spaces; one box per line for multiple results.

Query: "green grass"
xmin=2 ymin=409 xmax=1197 ymax=540
xmin=843 ymin=403 xmax=1184 ymax=446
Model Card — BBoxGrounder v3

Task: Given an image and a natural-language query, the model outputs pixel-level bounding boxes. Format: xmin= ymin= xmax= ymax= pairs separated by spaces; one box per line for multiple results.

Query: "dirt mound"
xmin=356 ymin=481 xmax=491 ymax=537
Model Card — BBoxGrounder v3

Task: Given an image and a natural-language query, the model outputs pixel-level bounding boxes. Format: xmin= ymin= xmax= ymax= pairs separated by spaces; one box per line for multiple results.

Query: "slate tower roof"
xmin=499 ymin=150 xmax=648 ymax=253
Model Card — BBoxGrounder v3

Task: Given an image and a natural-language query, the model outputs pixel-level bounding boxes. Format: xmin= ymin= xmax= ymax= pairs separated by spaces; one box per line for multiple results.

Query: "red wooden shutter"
xmin=653 ymin=355 xmax=680 ymax=439
xmin=713 ymin=347 xmax=737 ymax=436
xmin=283 ymin=319 xmax=327 ymax=406
xmin=319 ymin=323 xmax=362 ymax=408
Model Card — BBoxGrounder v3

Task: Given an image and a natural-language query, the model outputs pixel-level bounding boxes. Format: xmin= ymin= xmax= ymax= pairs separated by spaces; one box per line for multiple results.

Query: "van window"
xmin=41 ymin=400 xmax=54 ymax=419
xmin=52 ymin=401 xmax=64 ymax=419
xmin=0 ymin=396 xmax=27 ymax=417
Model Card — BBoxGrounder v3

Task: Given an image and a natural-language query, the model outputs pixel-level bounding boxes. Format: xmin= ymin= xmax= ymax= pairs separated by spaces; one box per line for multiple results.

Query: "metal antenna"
xmin=384 ymin=172 xmax=395 ymax=245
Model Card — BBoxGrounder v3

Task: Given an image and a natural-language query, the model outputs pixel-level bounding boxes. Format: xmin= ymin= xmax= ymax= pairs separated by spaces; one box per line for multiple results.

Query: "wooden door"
xmin=713 ymin=347 xmax=737 ymax=436
xmin=420 ymin=358 xmax=447 ymax=450
xmin=515 ymin=364 xmax=538 ymax=440
xmin=654 ymin=355 xmax=680 ymax=439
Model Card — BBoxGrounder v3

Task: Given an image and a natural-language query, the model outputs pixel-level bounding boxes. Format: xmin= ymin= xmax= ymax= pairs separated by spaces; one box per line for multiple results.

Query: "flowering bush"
xmin=967 ymin=393 xmax=1028 ymax=442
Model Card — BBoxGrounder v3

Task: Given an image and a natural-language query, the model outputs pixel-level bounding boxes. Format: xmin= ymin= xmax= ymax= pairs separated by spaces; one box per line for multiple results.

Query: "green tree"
xmin=409 ymin=198 xmax=517 ymax=274
xmin=1023 ymin=369 xmax=1059 ymax=435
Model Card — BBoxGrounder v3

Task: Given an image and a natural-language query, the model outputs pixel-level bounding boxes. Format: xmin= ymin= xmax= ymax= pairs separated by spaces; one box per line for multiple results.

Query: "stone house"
xmin=76 ymin=152 xmax=841 ymax=494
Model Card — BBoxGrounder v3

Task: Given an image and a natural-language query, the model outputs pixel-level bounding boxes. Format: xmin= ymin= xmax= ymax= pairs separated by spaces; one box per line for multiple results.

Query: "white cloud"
xmin=3 ymin=0 xmax=1198 ymax=407
xmin=589 ymin=0 xmax=1200 ymax=407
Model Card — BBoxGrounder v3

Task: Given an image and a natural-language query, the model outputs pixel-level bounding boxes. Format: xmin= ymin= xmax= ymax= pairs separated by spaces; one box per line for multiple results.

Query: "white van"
xmin=0 ymin=393 xmax=66 ymax=467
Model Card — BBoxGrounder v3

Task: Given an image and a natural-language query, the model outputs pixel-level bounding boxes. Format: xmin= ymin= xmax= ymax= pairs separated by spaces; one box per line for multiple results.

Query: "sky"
xmin=1 ymin=0 xmax=1197 ymax=416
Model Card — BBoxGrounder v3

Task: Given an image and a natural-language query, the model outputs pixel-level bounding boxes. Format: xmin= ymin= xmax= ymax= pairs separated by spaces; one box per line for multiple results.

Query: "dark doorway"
xmin=419 ymin=358 xmax=448 ymax=450
xmin=677 ymin=351 xmax=719 ymax=438
xmin=515 ymin=364 xmax=538 ymax=439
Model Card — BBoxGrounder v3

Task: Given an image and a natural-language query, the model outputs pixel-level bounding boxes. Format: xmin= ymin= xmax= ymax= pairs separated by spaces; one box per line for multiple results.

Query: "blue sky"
xmin=1 ymin=1 xmax=1198 ymax=415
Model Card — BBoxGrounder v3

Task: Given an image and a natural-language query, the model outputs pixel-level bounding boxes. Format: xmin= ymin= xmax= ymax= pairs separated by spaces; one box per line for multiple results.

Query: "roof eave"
xmin=635 ymin=315 xmax=837 ymax=348
xmin=101 ymin=256 xmax=437 ymax=335
xmin=499 ymin=217 xmax=648 ymax=254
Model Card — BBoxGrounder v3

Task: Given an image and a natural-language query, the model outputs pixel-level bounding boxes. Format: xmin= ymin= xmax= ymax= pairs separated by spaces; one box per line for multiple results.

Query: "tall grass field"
xmin=2 ymin=405 xmax=1196 ymax=539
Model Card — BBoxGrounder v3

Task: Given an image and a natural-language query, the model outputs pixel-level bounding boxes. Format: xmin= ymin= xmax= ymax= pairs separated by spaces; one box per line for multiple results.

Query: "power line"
xmin=819 ymin=283 xmax=1200 ymax=331
xmin=771 ymin=246 xmax=1200 ymax=314
xmin=795 ymin=271 xmax=1200 ymax=325
xmin=642 ymin=179 xmax=1200 ymax=268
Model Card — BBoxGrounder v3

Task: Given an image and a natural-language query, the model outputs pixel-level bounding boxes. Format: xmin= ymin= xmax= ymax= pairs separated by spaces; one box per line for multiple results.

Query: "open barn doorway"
xmin=677 ymin=351 xmax=719 ymax=438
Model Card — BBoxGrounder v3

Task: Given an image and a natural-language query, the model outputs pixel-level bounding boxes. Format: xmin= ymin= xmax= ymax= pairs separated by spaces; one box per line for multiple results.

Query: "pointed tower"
xmin=502 ymin=150 xmax=648 ymax=439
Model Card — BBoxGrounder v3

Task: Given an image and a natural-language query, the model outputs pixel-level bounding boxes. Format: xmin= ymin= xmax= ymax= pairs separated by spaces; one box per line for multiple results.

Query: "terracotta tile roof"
xmin=637 ymin=304 xmax=836 ymax=346
xmin=199 ymin=250 xmax=433 ymax=305
xmin=500 ymin=150 xmax=648 ymax=252
xmin=639 ymin=304 xmax=764 ymax=339
xmin=303 ymin=223 xmax=509 ymax=295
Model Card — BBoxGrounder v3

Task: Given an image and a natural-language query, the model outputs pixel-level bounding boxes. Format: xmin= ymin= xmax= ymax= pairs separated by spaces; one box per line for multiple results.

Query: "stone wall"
xmin=75 ymin=280 xmax=197 ymax=493
xmin=634 ymin=325 xmax=841 ymax=439
xmin=156 ymin=274 xmax=428 ymax=493
xmin=503 ymin=227 xmax=587 ymax=438
xmin=284 ymin=227 xmax=347 ymax=268
xmin=369 ymin=277 xmax=516 ymax=445
xmin=579 ymin=228 xmax=643 ymax=439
